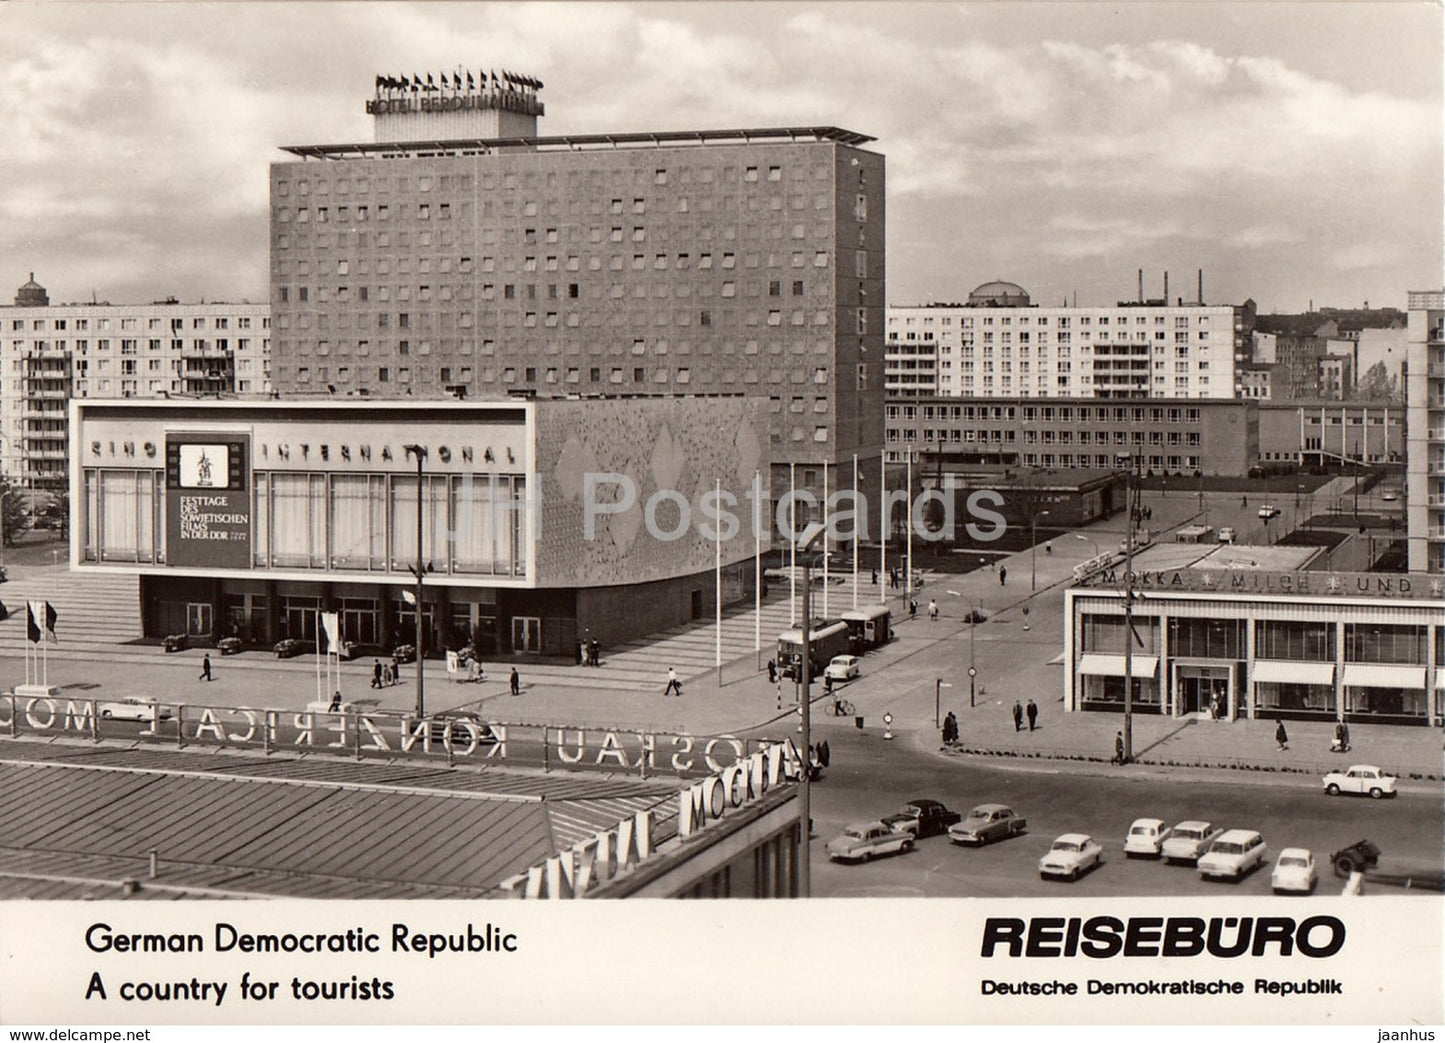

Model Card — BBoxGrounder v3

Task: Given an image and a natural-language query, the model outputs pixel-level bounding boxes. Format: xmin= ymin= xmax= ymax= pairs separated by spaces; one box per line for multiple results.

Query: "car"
xmin=392 ymin=643 xmax=417 ymax=664
xmin=273 ymin=638 xmax=315 ymax=659
xmin=1216 ymin=526 xmax=1237 ymax=543
xmin=96 ymin=697 xmax=173 ymax=722
xmin=1039 ymin=833 xmax=1104 ymax=881
xmin=218 ymin=637 xmax=244 ymax=656
xmin=1271 ymin=848 xmax=1318 ymax=894
xmin=883 ymin=799 xmax=962 ymax=839
xmin=1381 ymin=490 xmax=1399 ymax=502
xmin=428 ymin=711 xmax=499 ymax=746
xmin=1123 ymin=817 xmax=1173 ymax=858
xmin=1323 ymin=764 xmax=1397 ymax=799
xmin=948 ymin=804 xmax=1027 ymax=846
xmin=1160 ymin=820 xmax=1224 ymax=864
xmin=823 ymin=655 xmax=860 ymax=682
xmin=825 ymin=821 xmax=914 ymax=863
xmin=1258 ymin=504 xmax=1280 ymax=519
xmin=1198 ymin=829 xmax=1267 ymax=880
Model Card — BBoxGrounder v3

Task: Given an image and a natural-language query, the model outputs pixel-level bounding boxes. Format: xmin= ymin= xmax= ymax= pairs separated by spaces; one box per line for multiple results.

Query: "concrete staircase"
xmin=0 ymin=565 xmax=142 ymax=654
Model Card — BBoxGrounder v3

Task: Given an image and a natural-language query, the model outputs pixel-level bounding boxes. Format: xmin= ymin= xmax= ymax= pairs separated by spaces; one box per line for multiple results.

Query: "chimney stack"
xmin=1163 ymin=271 xmax=1169 ymax=305
xmin=1138 ymin=269 xmax=1144 ymax=304
xmin=1198 ymin=269 xmax=1204 ymax=306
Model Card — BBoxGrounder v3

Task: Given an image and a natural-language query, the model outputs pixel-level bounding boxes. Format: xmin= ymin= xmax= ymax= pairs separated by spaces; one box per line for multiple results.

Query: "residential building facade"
xmin=1405 ymin=290 xmax=1445 ymax=573
xmin=886 ymin=280 xmax=1253 ymax=401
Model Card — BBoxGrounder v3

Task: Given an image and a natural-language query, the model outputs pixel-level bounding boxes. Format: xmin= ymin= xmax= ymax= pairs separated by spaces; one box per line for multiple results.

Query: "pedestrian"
xmin=589 ymin=639 xmax=600 ymax=667
xmin=1113 ymin=730 xmax=1125 ymax=764
xmin=1025 ymin=698 xmax=1038 ymax=731
xmin=328 ymin=690 xmax=342 ymax=712
xmin=1275 ymin=719 xmax=1289 ymax=751
xmin=819 ymin=739 xmax=830 ymax=768
xmin=665 ymin=667 xmax=681 ymax=697
xmin=1011 ymin=700 xmax=1023 ymax=732
xmin=871 ymin=568 xmax=878 ymax=586
xmin=941 ymin=712 xmax=956 ymax=745
xmin=1340 ymin=721 xmax=1350 ymax=752
xmin=390 ymin=655 xmax=400 ymax=686
xmin=928 ymin=598 xmax=938 ymax=621
xmin=371 ymin=659 xmax=383 ymax=689
xmin=1331 ymin=721 xmax=1346 ymax=753
xmin=767 ymin=658 xmax=777 ymax=684
xmin=999 ymin=566 xmax=1007 ymax=586
xmin=576 ymin=639 xmax=585 ymax=666
xmin=909 ymin=598 xmax=917 ymax=619
xmin=824 ymin=673 xmax=835 ymax=697
xmin=1044 ymin=541 xmax=1052 ymax=555
xmin=509 ymin=667 xmax=520 ymax=696
xmin=469 ymin=657 xmax=484 ymax=683
xmin=198 ymin=653 xmax=212 ymax=682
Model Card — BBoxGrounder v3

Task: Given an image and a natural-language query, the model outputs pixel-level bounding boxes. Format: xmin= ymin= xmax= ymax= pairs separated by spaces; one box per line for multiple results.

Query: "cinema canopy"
xmin=70 ymin=398 xmax=770 ymax=656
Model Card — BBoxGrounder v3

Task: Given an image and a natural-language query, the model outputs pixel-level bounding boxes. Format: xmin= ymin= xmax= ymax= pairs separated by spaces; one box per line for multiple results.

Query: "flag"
xmin=466 ymin=70 xmax=475 ymax=88
xmin=320 ymin=611 xmax=341 ymax=652
xmin=27 ymin=600 xmax=56 ymax=644
xmin=402 ymin=589 xmax=417 ymax=606
xmin=0 ymin=600 xmax=8 ymax=623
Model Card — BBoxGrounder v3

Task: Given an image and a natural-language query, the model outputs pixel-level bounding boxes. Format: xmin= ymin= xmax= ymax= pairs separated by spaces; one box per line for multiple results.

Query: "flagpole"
xmin=754 ymin=469 xmax=762 ymax=670
xmin=852 ymin=454 xmax=859 ymax=610
xmin=789 ymin=462 xmax=797 ymax=627
xmin=822 ymin=462 xmax=830 ymax=618
xmin=879 ymin=450 xmax=887 ymax=606
xmin=906 ymin=444 xmax=914 ymax=611
xmin=715 ymin=478 xmax=722 ymax=687
xmin=315 ymin=610 xmax=322 ymax=704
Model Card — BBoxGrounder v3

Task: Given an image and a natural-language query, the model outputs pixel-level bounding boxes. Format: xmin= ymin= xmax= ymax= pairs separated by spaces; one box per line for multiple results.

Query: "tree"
xmin=0 ymin=487 xmax=28 ymax=548
xmin=1357 ymin=361 xmax=1401 ymax=402
xmin=46 ymin=490 xmax=70 ymax=539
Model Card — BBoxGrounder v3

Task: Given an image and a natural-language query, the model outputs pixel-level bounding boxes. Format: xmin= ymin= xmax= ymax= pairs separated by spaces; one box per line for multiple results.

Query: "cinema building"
xmin=70 ymin=397 xmax=770 ymax=655
xmin=1063 ymin=554 xmax=1445 ymax=727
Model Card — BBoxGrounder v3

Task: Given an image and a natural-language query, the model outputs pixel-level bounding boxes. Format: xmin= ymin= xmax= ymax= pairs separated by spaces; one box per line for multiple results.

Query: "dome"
xmin=968 ymin=280 xmax=1030 ymax=307
xmin=14 ymin=272 xmax=48 ymax=308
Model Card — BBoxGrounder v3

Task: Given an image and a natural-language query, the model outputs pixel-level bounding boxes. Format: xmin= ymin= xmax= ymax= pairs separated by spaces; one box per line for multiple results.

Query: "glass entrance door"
xmin=512 ymin=616 xmax=541 ymax=653
xmin=185 ymin=602 xmax=213 ymax=638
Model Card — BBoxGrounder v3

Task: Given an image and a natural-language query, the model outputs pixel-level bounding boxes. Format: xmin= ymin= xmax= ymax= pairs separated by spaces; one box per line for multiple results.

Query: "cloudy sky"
xmin=2 ymin=2 xmax=1440 ymax=313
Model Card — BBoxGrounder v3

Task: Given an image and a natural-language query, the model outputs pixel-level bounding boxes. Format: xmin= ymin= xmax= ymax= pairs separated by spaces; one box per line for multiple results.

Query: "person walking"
xmin=767 ymin=658 xmax=777 ymax=684
xmin=509 ymin=667 xmax=521 ymax=697
xmin=1340 ymin=721 xmax=1350 ymax=752
xmin=1275 ymin=719 xmax=1289 ymax=751
xmin=928 ymin=598 xmax=938 ymax=621
xmin=942 ymin=711 xmax=958 ymax=745
xmin=1044 ymin=541 xmax=1052 ymax=556
xmin=1025 ymin=698 xmax=1038 ymax=732
xmin=198 ymin=653 xmax=213 ymax=682
xmin=665 ymin=667 xmax=681 ymax=697
xmin=909 ymin=598 xmax=918 ymax=619
xmin=819 ymin=739 xmax=830 ymax=768
xmin=1113 ymin=731 xmax=1125 ymax=764
xmin=871 ymin=569 xmax=878 ymax=586
xmin=328 ymin=690 xmax=342 ymax=712
xmin=1011 ymin=700 xmax=1023 ymax=732
xmin=371 ymin=659 xmax=383 ymax=689
xmin=589 ymin=639 xmax=600 ymax=667
xmin=999 ymin=566 xmax=1007 ymax=586
xmin=390 ymin=655 xmax=401 ymax=686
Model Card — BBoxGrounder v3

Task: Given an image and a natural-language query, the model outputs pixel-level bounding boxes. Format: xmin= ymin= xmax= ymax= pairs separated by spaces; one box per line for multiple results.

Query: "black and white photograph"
xmin=0 ymin=0 xmax=1441 ymax=1031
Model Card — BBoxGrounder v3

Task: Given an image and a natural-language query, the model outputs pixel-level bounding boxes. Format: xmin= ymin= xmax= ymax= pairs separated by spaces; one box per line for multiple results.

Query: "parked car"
xmin=1216 ymin=526 xmax=1237 ymax=544
xmin=162 ymin=633 xmax=188 ymax=654
xmin=1123 ymin=817 xmax=1172 ymax=858
xmin=823 ymin=655 xmax=861 ymax=682
xmin=1322 ymin=764 xmax=1397 ymax=799
xmin=1198 ymin=829 xmax=1268 ymax=880
xmin=883 ymin=799 xmax=962 ymax=839
xmin=218 ymin=637 xmax=244 ymax=656
xmin=273 ymin=638 xmax=314 ymax=659
xmin=1161 ymin=821 xmax=1224 ymax=864
xmin=97 ymin=697 xmax=172 ymax=722
xmin=948 ymin=804 xmax=1027 ymax=846
xmin=392 ymin=644 xmax=417 ymax=664
xmin=1039 ymin=834 xmax=1104 ymax=881
xmin=1271 ymin=848 xmax=1318 ymax=894
xmin=825 ymin=821 xmax=914 ymax=862
xmin=1258 ymin=504 xmax=1280 ymax=519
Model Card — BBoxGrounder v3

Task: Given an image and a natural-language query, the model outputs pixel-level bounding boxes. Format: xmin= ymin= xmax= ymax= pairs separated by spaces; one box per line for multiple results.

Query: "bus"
xmin=776 ymin=620 xmax=851 ymax=681
xmin=840 ymin=605 xmax=892 ymax=653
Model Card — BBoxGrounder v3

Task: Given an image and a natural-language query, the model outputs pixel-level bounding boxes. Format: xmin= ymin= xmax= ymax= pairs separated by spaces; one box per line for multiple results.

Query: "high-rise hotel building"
xmin=268 ymin=72 xmax=886 ymax=514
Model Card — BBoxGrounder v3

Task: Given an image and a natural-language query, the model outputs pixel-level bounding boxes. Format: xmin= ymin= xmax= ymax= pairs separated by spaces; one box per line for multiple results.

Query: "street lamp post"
xmin=945 ymin=589 xmax=978 ymax=707
xmin=403 ymin=444 xmax=428 ymax=720
xmin=796 ymin=521 xmax=826 ymax=899
xmin=1073 ymin=532 xmax=1100 ymax=558
xmin=1030 ymin=510 xmax=1051 ymax=591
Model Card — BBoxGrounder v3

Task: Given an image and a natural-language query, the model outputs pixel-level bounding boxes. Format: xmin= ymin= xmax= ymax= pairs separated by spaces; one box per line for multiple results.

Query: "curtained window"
xmin=329 ymin=475 xmax=372 ymax=569
xmin=99 ymin=470 xmax=139 ymax=561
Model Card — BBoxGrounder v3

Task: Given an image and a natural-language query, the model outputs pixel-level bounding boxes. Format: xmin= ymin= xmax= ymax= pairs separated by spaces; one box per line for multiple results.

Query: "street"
xmin=792 ymin=725 xmax=1442 ymax=898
